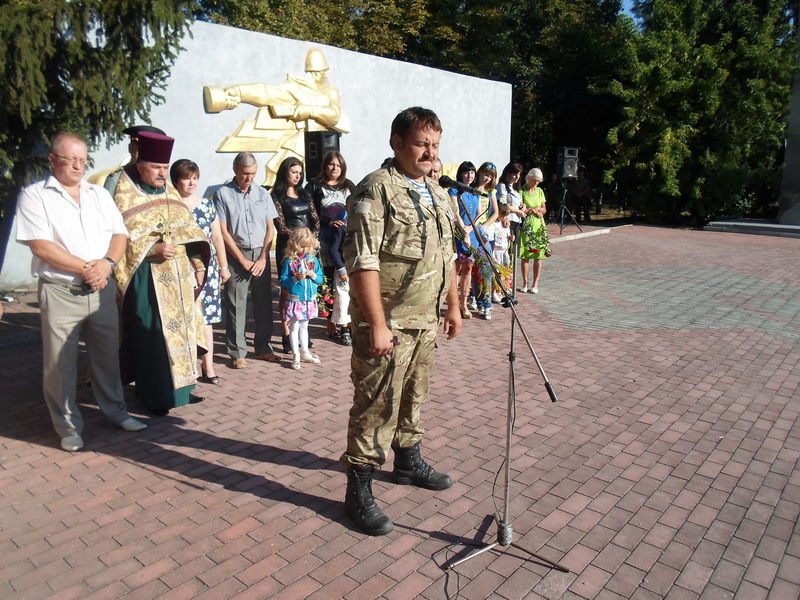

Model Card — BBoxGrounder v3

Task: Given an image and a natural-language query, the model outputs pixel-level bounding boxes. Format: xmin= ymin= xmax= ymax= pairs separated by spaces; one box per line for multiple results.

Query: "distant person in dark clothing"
xmin=572 ymin=169 xmax=592 ymax=223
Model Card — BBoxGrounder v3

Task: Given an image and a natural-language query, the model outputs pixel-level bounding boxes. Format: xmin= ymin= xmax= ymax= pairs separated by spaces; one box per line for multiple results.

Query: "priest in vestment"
xmin=112 ymin=131 xmax=210 ymax=414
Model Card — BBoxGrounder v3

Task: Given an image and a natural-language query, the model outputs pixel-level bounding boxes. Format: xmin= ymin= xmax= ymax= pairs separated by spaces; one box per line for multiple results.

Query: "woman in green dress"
xmin=517 ymin=168 xmax=550 ymax=294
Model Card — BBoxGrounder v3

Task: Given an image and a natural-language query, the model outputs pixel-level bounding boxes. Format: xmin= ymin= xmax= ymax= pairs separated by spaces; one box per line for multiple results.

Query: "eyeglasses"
xmin=482 ymin=162 xmax=496 ymax=170
xmin=52 ymin=153 xmax=88 ymax=167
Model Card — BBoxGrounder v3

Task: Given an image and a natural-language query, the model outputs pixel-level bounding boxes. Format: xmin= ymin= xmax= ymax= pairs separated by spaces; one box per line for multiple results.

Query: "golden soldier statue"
xmin=203 ymin=48 xmax=350 ymax=187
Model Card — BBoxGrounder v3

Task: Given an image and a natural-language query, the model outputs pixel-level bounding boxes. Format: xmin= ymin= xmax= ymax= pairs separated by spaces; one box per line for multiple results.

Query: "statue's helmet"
xmin=305 ymin=48 xmax=329 ymax=72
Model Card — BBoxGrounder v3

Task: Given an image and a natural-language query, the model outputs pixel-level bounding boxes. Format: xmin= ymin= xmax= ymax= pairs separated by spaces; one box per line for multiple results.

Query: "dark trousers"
xmin=224 ymin=248 xmax=274 ymax=357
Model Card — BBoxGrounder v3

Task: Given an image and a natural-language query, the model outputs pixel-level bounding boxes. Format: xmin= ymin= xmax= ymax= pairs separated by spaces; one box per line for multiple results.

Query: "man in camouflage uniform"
xmin=341 ymin=107 xmax=462 ymax=535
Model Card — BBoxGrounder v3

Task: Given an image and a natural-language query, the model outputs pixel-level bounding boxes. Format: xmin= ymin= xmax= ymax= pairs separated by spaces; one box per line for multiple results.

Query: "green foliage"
xmin=605 ymin=0 xmax=796 ymax=224
xmin=206 ymin=0 xmax=428 ymax=57
xmin=0 ymin=0 xmax=193 ymax=211
xmin=505 ymin=0 xmax=631 ymax=171
xmin=209 ymin=0 xmax=632 ymax=179
xmin=3 ymin=0 xmax=790 ymax=228
xmin=403 ymin=0 xmax=631 ymax=177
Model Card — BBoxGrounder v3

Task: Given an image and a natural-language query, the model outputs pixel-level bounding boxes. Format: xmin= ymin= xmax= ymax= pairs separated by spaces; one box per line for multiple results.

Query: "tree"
xmin=505 ymin=0 xmax=631 ymax=172
xmin=205 ymin=0 xmax=632 ymax=185
xmin=605 ymin=0 xmax=797 ymax=224
xmin=206 ymin=0 xmax=429 ymax=58
xmin=404 ymin=0 xmax=631 ymax=176
xmin=0 ymin=1 xmax=194 ymax=216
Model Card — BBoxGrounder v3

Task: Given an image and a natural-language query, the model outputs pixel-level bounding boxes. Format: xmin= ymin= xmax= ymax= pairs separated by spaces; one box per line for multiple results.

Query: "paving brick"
xmin=569 ymin=564 xmax=614 ymax=599
xmin=2 ymin=226 xmax=799 ymax=600
xmin=642 ymin=562 xmax=681 ymax=596
xmin=674 ymin=560 xmax=714 ymax=594
xmin=196 ymin=555 xmax=252 ymax=588
xmin=10 ymin=558 xmax=71 ymax=592
xmin=605 ymin=563 xmax=646 ymax=597
xmin=81 ymin=581 xmax=131 ymax=600
xmin=155 ymin=578 xmax=208 ymax=600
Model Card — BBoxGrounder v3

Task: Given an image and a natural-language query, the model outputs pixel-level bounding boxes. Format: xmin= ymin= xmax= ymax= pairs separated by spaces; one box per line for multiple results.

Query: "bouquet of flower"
xmin=494 ymin=263 xmax=513 ymax=292
xmin=454 ymin=226 xmax=489 ymax=265
xmin=316 ymin=275 xmax=335 ymax=318
xmin=288 ymin=255 xmax=315 ymax=278
xmin=523 ymin=220 xmax=552 ymax=258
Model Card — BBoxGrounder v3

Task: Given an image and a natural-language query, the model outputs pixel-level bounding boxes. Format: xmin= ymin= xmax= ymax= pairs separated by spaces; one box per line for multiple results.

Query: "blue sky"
xmin=623 ymin=0 xmax=635 ymax=17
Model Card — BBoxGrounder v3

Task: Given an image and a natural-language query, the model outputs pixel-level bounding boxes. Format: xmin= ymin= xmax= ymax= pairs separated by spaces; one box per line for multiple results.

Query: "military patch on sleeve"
xmin=354 ymin=200 xmax=371 ymax=214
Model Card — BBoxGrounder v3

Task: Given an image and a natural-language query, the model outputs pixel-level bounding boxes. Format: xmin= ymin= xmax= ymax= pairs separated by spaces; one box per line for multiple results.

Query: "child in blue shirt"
xmin=279 ymin=227 xmax=324 ymax=369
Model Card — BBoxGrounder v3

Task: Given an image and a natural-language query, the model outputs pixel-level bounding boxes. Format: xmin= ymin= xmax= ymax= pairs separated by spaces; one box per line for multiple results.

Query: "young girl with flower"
xmin=518 ymin=168 xmax=551 ymax=294
xmin=449 ymin=161 xmax=479 ymax=319
xmin=279 ymin=227 xmax=324 ymax=369
xmin=472 ymin=162 xmax=499 ymax=319
xmin=489 ymin=202 xmax=514 ymax=301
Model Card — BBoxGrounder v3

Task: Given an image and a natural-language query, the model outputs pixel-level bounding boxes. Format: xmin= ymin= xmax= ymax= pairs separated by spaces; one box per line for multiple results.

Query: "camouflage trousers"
xmin=341 ymin=326 xmax=437 ymax=467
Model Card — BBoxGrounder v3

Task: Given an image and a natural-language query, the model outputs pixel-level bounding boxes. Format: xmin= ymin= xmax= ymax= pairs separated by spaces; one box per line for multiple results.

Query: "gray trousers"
xmin=224 ymin=247 xmax=274 ymax=357
xmin=38 ymin=280 xmax=129 ymax=437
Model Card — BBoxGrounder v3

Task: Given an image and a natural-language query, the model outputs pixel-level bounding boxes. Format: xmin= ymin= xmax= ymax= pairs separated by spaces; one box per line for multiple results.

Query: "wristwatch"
xmin=103 ymin=256 xmax=118 ymax=268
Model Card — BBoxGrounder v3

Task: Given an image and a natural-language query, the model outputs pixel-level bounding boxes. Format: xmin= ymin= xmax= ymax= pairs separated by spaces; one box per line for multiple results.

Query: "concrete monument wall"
xmin=0 ymin=20 xmax=512 ymax=289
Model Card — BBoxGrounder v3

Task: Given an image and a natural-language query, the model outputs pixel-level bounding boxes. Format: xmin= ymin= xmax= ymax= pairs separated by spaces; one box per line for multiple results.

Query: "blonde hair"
xmin=284 ymin=227 xmax=317 ymax=260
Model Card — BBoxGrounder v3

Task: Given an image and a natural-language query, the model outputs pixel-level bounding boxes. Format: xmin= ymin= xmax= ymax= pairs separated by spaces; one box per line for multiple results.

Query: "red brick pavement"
xmin=1 ymin=225 xmax=798 ymax=599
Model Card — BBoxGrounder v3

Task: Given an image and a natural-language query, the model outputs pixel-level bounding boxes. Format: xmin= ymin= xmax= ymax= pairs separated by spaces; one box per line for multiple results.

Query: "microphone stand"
xmin=556 ymin=178 xmax=582 ymax=235
xmin=445 ymin=190 xmax=568 ymax=573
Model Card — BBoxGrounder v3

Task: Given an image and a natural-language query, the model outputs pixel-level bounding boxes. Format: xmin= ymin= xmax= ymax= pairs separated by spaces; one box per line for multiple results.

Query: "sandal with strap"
xmin=301 ymin=352 xmax=321 ymax=364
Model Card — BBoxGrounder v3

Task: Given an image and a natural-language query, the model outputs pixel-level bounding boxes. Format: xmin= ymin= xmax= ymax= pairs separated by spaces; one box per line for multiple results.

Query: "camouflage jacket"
xmin=344 ymin=164 xmax=456 ymax=330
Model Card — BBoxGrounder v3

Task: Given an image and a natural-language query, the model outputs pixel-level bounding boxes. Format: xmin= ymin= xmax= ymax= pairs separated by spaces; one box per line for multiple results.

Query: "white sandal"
xmin=301 ymin=352 xmax=321 ymax=364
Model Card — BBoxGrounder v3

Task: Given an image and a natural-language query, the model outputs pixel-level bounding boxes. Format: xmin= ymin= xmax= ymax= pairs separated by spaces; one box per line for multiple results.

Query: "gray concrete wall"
xmin=1 ymin=21 xmax=512 ymax=290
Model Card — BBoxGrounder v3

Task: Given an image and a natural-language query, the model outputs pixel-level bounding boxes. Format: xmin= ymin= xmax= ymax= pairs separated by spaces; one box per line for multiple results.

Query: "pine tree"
xmin=0 ymin=1 xmax=193 ymax=214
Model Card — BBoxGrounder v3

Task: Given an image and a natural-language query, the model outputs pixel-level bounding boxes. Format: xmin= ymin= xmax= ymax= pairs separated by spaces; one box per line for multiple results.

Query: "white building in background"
xmin=1 ymin=20 xmax=512 ymax=290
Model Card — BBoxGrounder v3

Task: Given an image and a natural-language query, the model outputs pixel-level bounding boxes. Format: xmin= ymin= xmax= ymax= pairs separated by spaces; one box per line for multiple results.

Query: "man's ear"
xmin=389 ymin=133 xmax=402 ymax=152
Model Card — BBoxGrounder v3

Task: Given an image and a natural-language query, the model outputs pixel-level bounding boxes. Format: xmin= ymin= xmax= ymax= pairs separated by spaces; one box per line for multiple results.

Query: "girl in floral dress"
xmin=449 ymin=161 xmax=479 ymax=319
xmin=472 ymin=162 xmax=499 ymax=319
xmin=279 ymin=227 xmax=324 ymax=369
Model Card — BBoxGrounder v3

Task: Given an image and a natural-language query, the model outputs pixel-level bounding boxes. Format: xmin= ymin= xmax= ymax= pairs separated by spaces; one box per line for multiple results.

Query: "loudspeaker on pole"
xmin=304 ymin=131 xmax=341 ymax=179
xmin=556 ymin=147 xmax=580 ymax=179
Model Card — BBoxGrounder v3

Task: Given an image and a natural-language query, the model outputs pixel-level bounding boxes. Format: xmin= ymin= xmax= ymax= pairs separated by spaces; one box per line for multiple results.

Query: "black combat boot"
xmin=345 ymin=464 xmax=393 ymax=536
xmin=392 ymin=442 xmax=453 ymax=490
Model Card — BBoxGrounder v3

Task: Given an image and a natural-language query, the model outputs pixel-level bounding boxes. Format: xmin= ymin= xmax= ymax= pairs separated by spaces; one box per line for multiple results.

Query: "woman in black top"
xmin=272 ymin=157 xmax=319 ymax=352
xmin=305 ymin=150 xmax=356 ymax=344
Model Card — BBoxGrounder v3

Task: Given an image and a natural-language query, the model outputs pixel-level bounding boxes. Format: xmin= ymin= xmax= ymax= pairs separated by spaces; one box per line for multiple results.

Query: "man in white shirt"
xmin=15 ymin=132 xmax=146 ymax=452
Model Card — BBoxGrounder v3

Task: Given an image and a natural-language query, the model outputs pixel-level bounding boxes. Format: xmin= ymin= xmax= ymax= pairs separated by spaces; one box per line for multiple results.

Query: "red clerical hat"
xmin=137 ymin=131 xmax=174 ymax=164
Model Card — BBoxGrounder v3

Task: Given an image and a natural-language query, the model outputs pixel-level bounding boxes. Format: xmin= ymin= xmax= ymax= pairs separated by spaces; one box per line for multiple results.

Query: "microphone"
xmin=439 ymin=176 xmax=488 ymax=197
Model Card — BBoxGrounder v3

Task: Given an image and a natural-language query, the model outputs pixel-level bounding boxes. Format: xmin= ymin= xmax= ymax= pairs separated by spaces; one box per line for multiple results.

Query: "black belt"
xmin=41 ymin=278 xmax=94 ymax=294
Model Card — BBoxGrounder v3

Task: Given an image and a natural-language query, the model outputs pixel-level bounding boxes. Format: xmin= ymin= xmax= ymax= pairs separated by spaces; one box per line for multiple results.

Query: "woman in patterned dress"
xmin=170 ymin=159 xmax=230 ymax=383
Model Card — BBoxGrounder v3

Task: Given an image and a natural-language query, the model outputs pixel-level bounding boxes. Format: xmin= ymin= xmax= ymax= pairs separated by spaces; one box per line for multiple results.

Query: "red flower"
xmin=545 ymin=252 xmax=552 ymax=257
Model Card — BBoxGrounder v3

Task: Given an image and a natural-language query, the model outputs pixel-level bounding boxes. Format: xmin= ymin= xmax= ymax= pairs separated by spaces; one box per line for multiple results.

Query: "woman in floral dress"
xmin=170 ymin=159 xmax=230 ymax=383
xmin=518 ymin=167 xmax=551 ymax=294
